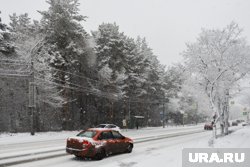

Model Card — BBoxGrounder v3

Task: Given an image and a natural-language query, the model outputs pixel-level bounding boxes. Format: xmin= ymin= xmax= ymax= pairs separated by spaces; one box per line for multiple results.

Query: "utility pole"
xmin=182 ymin=114 xmax=184 ymax=127
xmin=128 ymin=97 xmax=131 ymax=120
xmin=163 ymin=102 xmax=165 ymax=128
xmin=29 ymin=61 xmax=36 ymax=135
xmin=162 ymin=93 xmax=166 ymax=128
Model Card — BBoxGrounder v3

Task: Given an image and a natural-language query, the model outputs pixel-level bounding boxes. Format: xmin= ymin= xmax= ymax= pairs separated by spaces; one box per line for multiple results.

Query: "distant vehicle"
xmin=66 ymin=128 xmax=133 ymax=160
xmin=242 ymin=122 xmax=248 ymax=126
xmin=95 ymin=124 xmax=121 ymax=132
xmin=232 ymin=121 xmax=238 ymax=126
xmin=236 ymin=119 xmax=245 ymax=123
xmin=204 ymin=122 xmax=213 ymax=130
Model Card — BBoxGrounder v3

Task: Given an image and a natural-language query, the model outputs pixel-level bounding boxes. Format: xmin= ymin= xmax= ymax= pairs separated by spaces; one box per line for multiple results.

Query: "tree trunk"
xmin=220 ymin=123 xmax=224 ymax=135
xmin=209 ymin=96 xmax=218 ymax=140
xmin=223 ymin=108 xmax=229 ymax=135
xmin=224 ymin=90 xmax=230 ymax=135
xmin=217 ymin=97 xmax=225 ymax=136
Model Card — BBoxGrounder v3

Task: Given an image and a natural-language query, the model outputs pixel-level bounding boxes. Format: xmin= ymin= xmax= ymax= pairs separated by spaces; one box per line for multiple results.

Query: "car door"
xmin=111 ymin=130 xmax=126 ymax=153
xmin=98 ymin=131 xmax=115 ymax=155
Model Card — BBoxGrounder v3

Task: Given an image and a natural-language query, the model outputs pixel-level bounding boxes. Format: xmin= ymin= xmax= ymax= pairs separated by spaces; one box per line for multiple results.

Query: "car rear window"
xmin=77 ymin=130 xmax=97 ymax=138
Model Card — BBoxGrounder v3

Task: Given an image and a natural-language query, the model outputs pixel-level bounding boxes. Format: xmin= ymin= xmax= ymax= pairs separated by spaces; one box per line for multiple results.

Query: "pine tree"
xmin=39 ymin=0 xmax=88 ymax=68
xmin=0 ymin=11 xmax=14 ymax=54
xmin=92 ymin=23 xmax=127 ymax=81
xmin=39 ymin=0 xmax=91 ymax=130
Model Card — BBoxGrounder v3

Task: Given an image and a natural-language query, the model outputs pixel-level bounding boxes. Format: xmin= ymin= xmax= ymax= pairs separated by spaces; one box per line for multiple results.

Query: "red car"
xmin=204 ymin=122 xmax=213 ymax=130
xmin=66 ymin=128 xmax=133 ymax=160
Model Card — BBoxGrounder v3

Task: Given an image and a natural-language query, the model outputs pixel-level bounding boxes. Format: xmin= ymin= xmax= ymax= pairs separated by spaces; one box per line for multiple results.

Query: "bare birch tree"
xmin=183 ymin=22 xmax=250 ymax=138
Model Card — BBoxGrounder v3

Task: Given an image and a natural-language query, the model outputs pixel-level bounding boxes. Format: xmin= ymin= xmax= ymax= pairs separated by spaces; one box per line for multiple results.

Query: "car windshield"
xmin=77 ymin=130 xmax=97 ymax=138
xmin=96 ymin=125 xmax=106 ymax=128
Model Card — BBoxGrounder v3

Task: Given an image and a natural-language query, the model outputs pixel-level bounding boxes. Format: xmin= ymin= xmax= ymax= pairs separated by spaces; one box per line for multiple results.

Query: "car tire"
xmin=94 ymin=149 xmax=105 ymax=160
xmin=74 ymin=155 xmax=83 ymax=159
xmin=126 ymin=144 xmax=133 ymax=153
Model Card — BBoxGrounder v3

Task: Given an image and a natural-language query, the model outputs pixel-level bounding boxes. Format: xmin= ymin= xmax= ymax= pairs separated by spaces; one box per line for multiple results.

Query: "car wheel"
xmin=126 ymin=144 xmax=133 ymax=153
xmin=95 ymin=149 xmax=105 ymax=160
xmin=74 ymin=155 xmax=83 ymax=159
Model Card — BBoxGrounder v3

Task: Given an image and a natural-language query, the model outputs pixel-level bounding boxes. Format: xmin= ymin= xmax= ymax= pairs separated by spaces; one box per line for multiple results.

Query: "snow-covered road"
xmin=1 ymin=125 xmax=247 ymax=167
xmin=0 ymin=125 xmax=206 ymax=166
xmin=0 ymin=125 xmax=203 ymax=156
xmin=0 ymin=124 xmax=203 ymax=145
xmin=8 ymin=130 xmax=212 ymax=167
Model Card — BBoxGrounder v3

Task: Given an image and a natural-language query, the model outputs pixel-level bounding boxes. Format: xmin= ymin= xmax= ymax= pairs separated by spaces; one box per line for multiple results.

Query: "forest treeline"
xmin=0 ymin=0 xmax=206 ymax=132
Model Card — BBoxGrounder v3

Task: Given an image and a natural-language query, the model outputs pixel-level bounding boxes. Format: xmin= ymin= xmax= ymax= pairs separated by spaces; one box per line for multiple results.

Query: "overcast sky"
xmin=1 ymin=0 xmax=250 ymax=66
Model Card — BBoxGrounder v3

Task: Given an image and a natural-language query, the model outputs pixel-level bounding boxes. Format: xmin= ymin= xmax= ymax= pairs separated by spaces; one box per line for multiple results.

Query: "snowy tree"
xmin=9 ymin=13 xmax=63 ymax=104
xmin=92 ymin=23 xmax=128 ymax=81
xmin=39 ymin=0 xmax=94 ymax=130
xmin=39 ymin=0 xmax=89 ymax=71
xmin=0 ymin=11 xmax=14 ymax=55
xmin=7 ymin=12 xmax=67 ymax=131
xmin=92 ymin=23 xmax=170 ymax=124
xmin=183 ymin=22 xmax=250 ymax=136
xmin=9 ymin=13 xmax=42 ymax=61
xmin=163 ymin=64 xmax=185 ymax=98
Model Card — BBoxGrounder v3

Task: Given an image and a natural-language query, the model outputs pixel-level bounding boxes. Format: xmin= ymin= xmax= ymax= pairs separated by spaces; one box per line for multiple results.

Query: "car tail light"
xmin=82 ymin=140 xmax=90 ymax=148
xmin=83 ymin=140 xmax=89 ymax=145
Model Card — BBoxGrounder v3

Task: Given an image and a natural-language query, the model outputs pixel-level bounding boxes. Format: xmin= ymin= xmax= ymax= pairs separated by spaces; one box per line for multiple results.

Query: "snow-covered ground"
xmin=2 ymin=125 xmax=249 ymax=167
xmin=213 ymin=125 xmax=250 ymax=148
xmin=0 ymin=124 xmax=204 ymax=162
xmin=10 ymin=131 xmax=212 ymax=167
xmin=0 ymin=130 xmax=79 ymax=145
xmin=0 ymin=124 xmax=203 ymax=145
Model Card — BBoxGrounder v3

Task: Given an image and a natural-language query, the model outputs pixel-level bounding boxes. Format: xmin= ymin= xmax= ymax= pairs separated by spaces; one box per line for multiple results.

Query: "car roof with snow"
xmin=97 ymin=124 xmax=116 ymax=126
xmin=88 ymin=128 xmax=115 ymax=131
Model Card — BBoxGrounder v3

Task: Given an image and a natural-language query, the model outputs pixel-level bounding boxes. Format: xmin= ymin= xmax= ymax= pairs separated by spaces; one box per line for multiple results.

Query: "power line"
xmin=0 ymin=59 xmax=101 ymax=85
xmin=0 ymin=59 xmax=166 ymax=104
xmin=35 ymin=71 xmax=118 ymax=94
xmin=128 ymin=99 xmax=162 ymax=104
xmin=0 ymin=73 xmax=31 ymax=78
xmin=0 ymin=58 xmax=28 ymax=63
xmin=35 ymin=76 xmax=165 ymax=104
xmin=44 ymin=66 xmax=101 ymax=84
xmin=36 ymin=73 xmax=98 ymax=92
xmin=0 ymin=62 xmax=29 ymax=66
xmin=0 ymin=72 xmax=165 ymax=104
xmin=0 ymin=58 xmax=101 ymax=83
xmin=0 ymin=69 xmax=30 ymax=74
xmin=35 ymin=77 xmax=119 ymax=101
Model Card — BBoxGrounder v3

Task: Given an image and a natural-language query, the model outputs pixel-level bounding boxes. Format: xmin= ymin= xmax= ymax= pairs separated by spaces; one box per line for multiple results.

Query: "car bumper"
xmin=66 ymin=147 xmax=96 ymax=158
